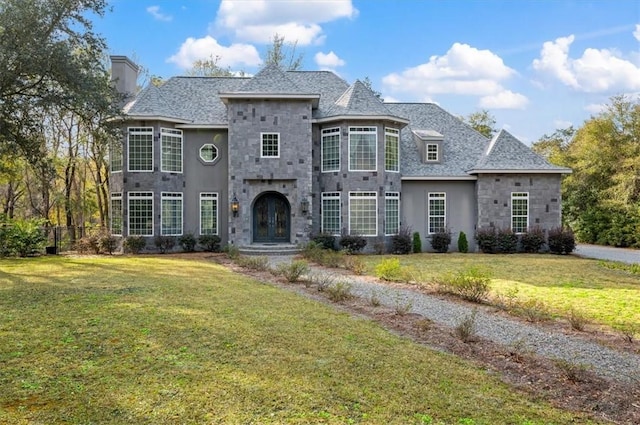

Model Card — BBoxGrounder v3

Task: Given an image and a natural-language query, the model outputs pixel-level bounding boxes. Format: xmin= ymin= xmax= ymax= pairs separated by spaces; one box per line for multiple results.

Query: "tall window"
xmin=128 ymin=192 xmax=153 ymax=236
xmin=385 ymin=192 xmax=400 ymax=235
xmin=200 ymin=193 xmax=218 ymax=235
xmin=385 ymin=128 xmax=399 ymax=172
xmin=161 ymin=192 xmax=183 ymax=236
xmin=349 ymin=127 xmax=377 ymax=171
xmin=110 ymin=141 xmax=123 ymax=173
xmin=161 ymin=128 xmax=183 ymax=173
xmin=511 ymin=192 xmax=529 ymax=233
xmin=321 ymin=192 xmax=341 ymax=235
xmin=321 ymin=127 xmax=340 ymax=172
xmin=110 ymin=193 xmax=123 ymax=235
xmin=426 ymin=144 xmax=439 ymax=162
xmin=128 ymin=127 xmax=153 ymax=172
xmin=428 ymin=192 xmax=446 ymax=234
xmin=261 ymin=133 xmax=279 ymax=157
xmin=349 ymin=192 xmax=377 ymax=236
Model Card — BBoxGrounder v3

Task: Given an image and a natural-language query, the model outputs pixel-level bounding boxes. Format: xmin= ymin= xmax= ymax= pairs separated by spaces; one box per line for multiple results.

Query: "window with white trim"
xmin=110 ymin=141 xmax=123 ymax=173
xmin=349 ymin=127 xmax=377 ymax=171
xmin=511 ymin=192 xmax=529 ymax=233
xmin=199 ymin=144 xmax=218 ymax=162
xmin=385 ymin=192 xmax=400 ymax=235
xmin=127 ymin=127 xmax=153 ymax=172
xmin=110 ymin=193 xmax=123 ymax=236
xmin=200 ymin=193 xmax=218 ymax=235
xmin=161 ymin=192 xmax=183 ymax=236
xmin=385 ymin=128 xmax=399 ymax=172
xmin=128 ymin=191 xmax=153 ymax=236
xmin=321 ymin=192 xmax=341 ymax=235
xmin=161 ymin=128 xmax=182 ymax=173
xmin=349 ymin=192 xmax=377 ymax=236
xmin=426 ymin=144 xmax=439 ymax=162
xmin=261 ymin=133 xmax=279 ymax=158
xmin=428 ymin=192 xmax=446 ymax=234
xmin=321 ymin=127 xmax=340 ymax=172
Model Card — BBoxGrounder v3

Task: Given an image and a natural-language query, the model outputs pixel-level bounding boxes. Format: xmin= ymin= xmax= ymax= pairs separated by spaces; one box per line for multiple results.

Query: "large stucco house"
xmin=109 ymin=56 xmax=570 ymax=253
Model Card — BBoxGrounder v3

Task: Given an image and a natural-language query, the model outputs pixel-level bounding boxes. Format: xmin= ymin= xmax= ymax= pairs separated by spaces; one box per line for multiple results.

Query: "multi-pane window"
xmin=200 ymin=144 xmax=218 ymax=162
xmin=261 ymin=133 xmax=279 ymax=157
xmin=349 ymin=127 xmax=377 ymax=171
xmin=349 ymin=192 xmax=377 ymax=236
xmin=200 ymin=193 xmax=218 ymax=235
xmin=110 ymin=141 xmax=123 ymax=173
xmin=128 ymin=127 xmax=153 ymax=172
xmin=161 ymin=192 xmax=183 ymax=236
xmin=110 ymin=193 xmax=123 ymax=236
xmin=161 ymin=128 xmax=183 ymax=173
xmin=321 ymin=127 xmax=340 ymax=172
xmin=511 ymin=192 xmax=529 ymax=233
xmin=128 ymin=192 xmax=153 ymax=236
xmin=385 ymin=192 xmax=400 ymax=235
xmin=321 ymin=192 xmax=341 ymax=235
xmin=428 ymin=192 xmax=446 ymax=234
xmin=426 ymin=144 xmax=439 ymax=162
xmin=385 ymin=128 xmax=399 ymax=172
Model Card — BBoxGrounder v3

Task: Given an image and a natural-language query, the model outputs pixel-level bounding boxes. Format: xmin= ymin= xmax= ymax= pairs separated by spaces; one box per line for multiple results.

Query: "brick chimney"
xmin=110 ymin=55 xmax=139 ymax=97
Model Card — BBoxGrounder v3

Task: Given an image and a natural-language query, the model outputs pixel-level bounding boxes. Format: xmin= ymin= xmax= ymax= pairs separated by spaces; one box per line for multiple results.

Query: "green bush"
xmin=412 ymin=231 xmax=422 ymax=253
xmin=475 ymin=227 xmax=497 ymax=253
xmin=548 ymin=227 xmax=576 ymax=254
xmin=177 ymin=233 xmax=197 ymax=252
xmin=98 ymin=234 xmax=119 ymax=255
xmin=520 ymin=226 xmax=546 ymax=253
xmin=311 ymin=233 xmax=337 ymax=250
xmin=224 ymin=244 xmax=240 ymax=259
xmin=436 ymin=266 xmax=491 ymax=303
xmin=0 ymin=218 xmax=47 ymax=257
xmin=276 ymin=260 xmax=310 ymax=283
xmin=154 ymin=236 xmax=176 ymax=254
xmin=375 ymin=258 xmax=403 ymax=281
xmin=199 ymin=234 xmax=221 ymax=252
xmin=430 ymin=230 xmax=451 ymax=253
xmin=339 ymin=234 xmax=367 ymax=254
xmin=496 ymin=228 xmax=518 ymax=253
xmin=343 ymin=255 xmax=366 ymax=274
xmin=326 ymin=281 xmax=352 ymax=302
xmin=123 ymin=236 xmax=146 ymax=254
xmin=457 ymin=231 xmax=469 ymax=253
xmin=237 ymin=255 xmax=270 ymax=271
xmin=391 ymin=226 xmax=412 ymax=255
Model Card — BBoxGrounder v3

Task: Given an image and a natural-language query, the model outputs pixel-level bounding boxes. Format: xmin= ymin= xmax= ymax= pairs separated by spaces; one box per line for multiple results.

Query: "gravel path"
xmin=575 ymin=244 xmax=639 ymax=265
xmin=268 ymin=256 xmax=640 ymax=385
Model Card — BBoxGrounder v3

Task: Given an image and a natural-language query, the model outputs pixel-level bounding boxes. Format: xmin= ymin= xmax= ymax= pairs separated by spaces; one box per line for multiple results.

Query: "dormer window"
xmin=426 ymin=144 xmax=439 ymax=162
xmin=413 ymin=129 xmax=444 ymax=164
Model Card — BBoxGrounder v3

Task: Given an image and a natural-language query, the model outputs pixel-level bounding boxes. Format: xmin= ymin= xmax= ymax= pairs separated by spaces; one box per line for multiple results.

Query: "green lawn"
xmin=361 ymin=253 xmax=640 ymax=330
xmin=0 ymin=255 xmax=592 ymax=424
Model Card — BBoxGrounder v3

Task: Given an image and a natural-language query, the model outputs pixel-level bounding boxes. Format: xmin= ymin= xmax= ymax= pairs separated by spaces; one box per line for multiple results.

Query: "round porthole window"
xmin=199 ymin=144 xmax=218 ymax=162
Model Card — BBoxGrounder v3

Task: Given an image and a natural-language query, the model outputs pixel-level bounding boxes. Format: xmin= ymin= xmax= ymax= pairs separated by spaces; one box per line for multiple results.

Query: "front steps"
xmin=238 ymin=243 xmax=300 ymax=256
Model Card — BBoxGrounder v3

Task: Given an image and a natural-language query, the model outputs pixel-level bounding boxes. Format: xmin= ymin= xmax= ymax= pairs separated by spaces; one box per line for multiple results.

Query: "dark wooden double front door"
xmin=253 ymin=193 xmax=290 ymax=243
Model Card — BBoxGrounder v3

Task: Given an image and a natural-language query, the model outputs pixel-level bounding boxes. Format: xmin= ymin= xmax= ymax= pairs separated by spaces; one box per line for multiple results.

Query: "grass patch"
xmin=361 ymin=253 xmax=640 ymax=331
xmin=0 ymin=255 xmax=591 ymax=424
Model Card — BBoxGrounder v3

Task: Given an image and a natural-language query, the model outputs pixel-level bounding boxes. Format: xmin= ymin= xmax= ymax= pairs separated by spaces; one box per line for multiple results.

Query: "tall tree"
xmin=264 ymin=33 xmax=304 ymax=71
xmin=362 ymin=77 xmax=382 ymax=99
xmin=186 ymin=55 xmax=235 ymax=77
xmin=462 ymin=110 xmax=497 ymax=139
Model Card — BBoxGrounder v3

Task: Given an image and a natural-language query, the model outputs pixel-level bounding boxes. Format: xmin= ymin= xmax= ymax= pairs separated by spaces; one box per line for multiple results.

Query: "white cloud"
xmin=167 ymin=36 xmax=261 ymax=69
xmin=533 ymin=32 xmax=640 ymax=93
xmin=634 ymin=24 xmax=640 ymax=42
xmin=314 ymin=51 xmax=345 ymax=68
xmin=147 ymin=5 xmax=172 ymax=22
xmin=214 ymin=0 xmax=357 ymax=45
xmin=479 ymin=90 xmax=529 ymax=109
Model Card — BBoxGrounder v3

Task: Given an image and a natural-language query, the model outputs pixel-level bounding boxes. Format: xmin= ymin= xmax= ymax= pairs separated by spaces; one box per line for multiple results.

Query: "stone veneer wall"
xmin=227 ymin=99 xmax=313 ymax=246
xmin=476 ymin=173 xmax=563 ymax=231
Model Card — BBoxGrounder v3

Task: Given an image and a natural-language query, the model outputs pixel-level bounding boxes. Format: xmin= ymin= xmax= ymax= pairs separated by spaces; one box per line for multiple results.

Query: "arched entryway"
xmin=252 ymin=192 xmax=290 ymax=243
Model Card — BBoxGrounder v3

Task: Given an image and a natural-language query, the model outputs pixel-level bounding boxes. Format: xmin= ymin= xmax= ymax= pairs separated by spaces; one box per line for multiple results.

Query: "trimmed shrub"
xmin=457 ymin=231 xmax=469 ymax=253
xmin=391 ymin=226 xmax=412 ymax=255
xmin=521 ymin=226 xmax=546 ymax=253
xmin=430 ymin=230 xmax=451 ymax=253
xmin=311 ymin=233 xmax=337 ymax=250
xmin=548 ymin=227 xmax=576 ymax=254
xmin=375 ymin=258 xmax=403 ymax=281
xmin=412 ymin=231 xmax=422 ymax=253
xmin=199 ymin=234 xmax=221 ymax=252
xmin=475 ymin=227 xmax=497 ymax=254
xmin=98 ymin=234 xmax=119 ymax=255
xmin=496 ymin=228 xmax=518 ymax=254
xmin=178 ymin=233 xmax=197 ymax=252
xmin=123 ymin=236 xmax=146 ymax=254
xmin=339 ymin=234 xmax=367 ymax=254
xmin=154 ymin=236 xmax=176 ymax=254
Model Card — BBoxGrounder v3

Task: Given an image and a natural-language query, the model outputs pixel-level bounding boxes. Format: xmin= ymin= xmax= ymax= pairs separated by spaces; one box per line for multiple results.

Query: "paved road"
xmin=574 ymin=244 xmax=639 ymax=264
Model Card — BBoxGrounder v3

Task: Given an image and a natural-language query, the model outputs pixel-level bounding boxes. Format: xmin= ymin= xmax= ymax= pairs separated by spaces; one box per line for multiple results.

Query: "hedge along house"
xmin=109 ymin=56 xmax=571 ymax=253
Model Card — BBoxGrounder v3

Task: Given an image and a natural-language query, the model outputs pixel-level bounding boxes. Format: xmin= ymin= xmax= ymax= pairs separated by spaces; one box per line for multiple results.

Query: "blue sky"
xmin=94 ymin=0 xmax=640 ymax=143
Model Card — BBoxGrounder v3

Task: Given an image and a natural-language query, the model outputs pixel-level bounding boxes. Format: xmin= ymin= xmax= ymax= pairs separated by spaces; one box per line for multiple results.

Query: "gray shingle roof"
xmin=324 ymin=80 xmax=399 ymax=118
xmin=236 ymin=64 xmax=305 ymax=93
xmin=470 ymin=129 xmax=571 ymax=173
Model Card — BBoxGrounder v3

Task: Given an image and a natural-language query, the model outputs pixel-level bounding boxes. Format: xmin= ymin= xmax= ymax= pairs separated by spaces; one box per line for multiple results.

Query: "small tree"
xmin=457 ymin=231 xmax=469 ymax=253
xmin=412 ymin=232 xmax=422 ymax=253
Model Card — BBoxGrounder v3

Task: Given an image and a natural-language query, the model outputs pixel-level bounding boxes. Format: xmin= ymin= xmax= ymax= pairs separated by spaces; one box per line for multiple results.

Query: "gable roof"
xmin=469 ymin=129 xmax=571 ymax=174
xmin=322 ymin=80 xmax=406 ymax=123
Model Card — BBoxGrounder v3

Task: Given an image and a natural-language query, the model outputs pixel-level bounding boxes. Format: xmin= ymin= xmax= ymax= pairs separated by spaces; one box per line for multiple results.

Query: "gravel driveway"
xmin=575 ymin=244 xmax=639 ymax=264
